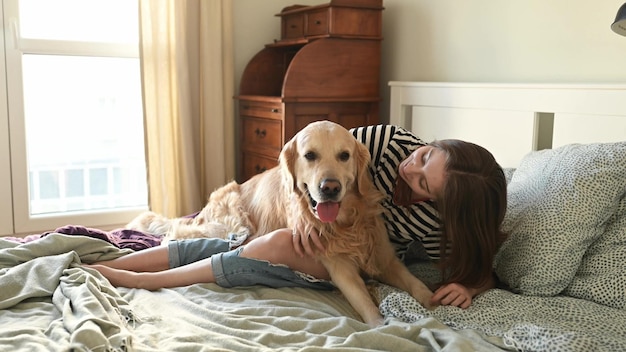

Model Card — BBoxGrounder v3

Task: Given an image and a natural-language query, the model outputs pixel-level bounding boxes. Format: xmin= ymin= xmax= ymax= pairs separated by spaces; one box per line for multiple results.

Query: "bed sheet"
xmin=380 ymin=261 xmax=626 ymax=352
xmin=0 ymin=233 xmax=508 ymax=352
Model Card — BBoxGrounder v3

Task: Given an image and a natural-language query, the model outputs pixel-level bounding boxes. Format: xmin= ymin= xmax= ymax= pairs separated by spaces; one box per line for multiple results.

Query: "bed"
xmin=1 ymin=82 xmax=625 ymax=351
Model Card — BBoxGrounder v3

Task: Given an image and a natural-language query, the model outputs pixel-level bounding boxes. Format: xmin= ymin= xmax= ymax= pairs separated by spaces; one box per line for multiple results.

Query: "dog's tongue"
xmin=316 ymin=202 xmax=339 ymax=223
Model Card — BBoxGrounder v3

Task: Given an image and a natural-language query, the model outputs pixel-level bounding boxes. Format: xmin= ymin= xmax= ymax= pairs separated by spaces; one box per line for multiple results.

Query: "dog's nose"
xmin=320 ymin=179 xmax=341 ymax=198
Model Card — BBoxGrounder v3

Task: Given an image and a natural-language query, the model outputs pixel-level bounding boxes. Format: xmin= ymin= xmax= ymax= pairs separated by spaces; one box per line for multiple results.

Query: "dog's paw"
xmin=421 ymin=296 xmax=438 ymax=310
xmin=410 ymin=286 xmax=437 ymax=310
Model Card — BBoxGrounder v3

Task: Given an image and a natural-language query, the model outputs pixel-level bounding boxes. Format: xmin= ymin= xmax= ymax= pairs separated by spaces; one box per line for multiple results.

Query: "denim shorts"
xmin=167 ymin=237 xmax=335 ymax=291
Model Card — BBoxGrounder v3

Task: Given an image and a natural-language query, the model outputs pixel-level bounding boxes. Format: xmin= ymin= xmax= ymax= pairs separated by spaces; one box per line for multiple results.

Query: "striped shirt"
xmin=350 ymin=125 xmax=442 ymax=260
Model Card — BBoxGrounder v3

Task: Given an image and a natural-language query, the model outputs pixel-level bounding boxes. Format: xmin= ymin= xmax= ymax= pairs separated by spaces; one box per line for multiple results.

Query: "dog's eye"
xmin=339 ymin=151 xmax=350 ymax=162
xmin=304 ymin=151 xmax=317 ymax=161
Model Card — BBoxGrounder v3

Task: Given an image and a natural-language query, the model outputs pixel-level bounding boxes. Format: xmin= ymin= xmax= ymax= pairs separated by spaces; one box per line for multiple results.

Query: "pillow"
xmin=494 ymin=142 xmax=626 ymax=296
xmin=562 ymin=193 xmax=626 ymax=308
xmin=502 ymin=167 xmax=516 ymax=184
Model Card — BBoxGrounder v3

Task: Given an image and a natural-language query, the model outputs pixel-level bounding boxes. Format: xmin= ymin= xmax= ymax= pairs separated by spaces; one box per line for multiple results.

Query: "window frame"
xmin=0 ymin=13 xmax=13 ymax=236
xmin=2 ymin=0 xmax=147 ymax=236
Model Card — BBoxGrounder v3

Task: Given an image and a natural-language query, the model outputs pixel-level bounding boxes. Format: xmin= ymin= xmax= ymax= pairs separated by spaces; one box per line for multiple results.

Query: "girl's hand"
xmin=430 ymin=283 xmax=473 ymax=309
xmin=292 ymin=223 xmax=325 ymax=258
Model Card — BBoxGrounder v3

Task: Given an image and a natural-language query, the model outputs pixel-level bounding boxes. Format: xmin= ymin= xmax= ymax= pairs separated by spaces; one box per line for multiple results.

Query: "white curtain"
xmin=139 ymin=0 xmax=235 ymax=217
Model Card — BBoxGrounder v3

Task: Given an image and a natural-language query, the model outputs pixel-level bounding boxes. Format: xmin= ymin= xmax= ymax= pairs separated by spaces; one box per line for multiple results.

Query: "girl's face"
xmin=398 ymin=146 xmax=447 ymax=202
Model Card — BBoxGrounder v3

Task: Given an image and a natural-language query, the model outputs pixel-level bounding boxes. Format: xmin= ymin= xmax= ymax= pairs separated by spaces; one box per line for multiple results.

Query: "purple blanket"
xmin=5 ymin=225 xmax=162 ymax=251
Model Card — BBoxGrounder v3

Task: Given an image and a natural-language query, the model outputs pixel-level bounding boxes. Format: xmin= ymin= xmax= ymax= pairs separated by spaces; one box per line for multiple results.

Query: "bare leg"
xmin=85 ymin=243 xmax=187 ymax=289
xmin=241 ymin=229 xmax=330 ymax=280
xmin=86 ymin=258 xmax=215 ymax=290
xmin=90 ymin=244 xmax=170 ymax=272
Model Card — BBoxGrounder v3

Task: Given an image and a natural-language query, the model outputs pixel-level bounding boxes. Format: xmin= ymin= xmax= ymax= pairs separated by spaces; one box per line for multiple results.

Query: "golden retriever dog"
xmin=127 ymin=120 xmax=434 ymax=327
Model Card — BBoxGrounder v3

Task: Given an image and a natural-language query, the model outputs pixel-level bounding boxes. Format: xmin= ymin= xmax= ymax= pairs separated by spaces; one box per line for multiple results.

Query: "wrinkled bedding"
xmin=2 ymin=142 xmax=625 ymax=352
xmin=379 ymin=262 xmax=626 ymax=352
xmin=0 ymin=234 xmax=507 ymax=352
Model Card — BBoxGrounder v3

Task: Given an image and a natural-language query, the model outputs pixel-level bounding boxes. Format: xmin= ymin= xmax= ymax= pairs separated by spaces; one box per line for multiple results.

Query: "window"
xmin=1 ymin=0 xmax=148 ymax=236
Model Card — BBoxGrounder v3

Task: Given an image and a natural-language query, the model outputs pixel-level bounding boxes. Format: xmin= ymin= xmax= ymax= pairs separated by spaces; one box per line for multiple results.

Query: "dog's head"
xmin=279 ymin=120 xmax=372 ymax=223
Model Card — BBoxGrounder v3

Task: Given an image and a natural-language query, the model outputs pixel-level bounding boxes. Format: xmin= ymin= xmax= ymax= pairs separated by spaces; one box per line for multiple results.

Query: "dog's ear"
xmin=279 ymin=136 xmax=297 ymax=190
xmin=354 ymin=140 xmax=374 ymax=196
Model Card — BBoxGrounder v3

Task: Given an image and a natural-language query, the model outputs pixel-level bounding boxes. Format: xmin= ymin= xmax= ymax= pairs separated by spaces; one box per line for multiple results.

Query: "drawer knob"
xmin=271 ymin=108 xmax=279 ymax=113
xmin=315 ymin=20 xmax=321 ymax=25
xmin=255 ymin=128 xmax=267 ymax=138
xmin=255 ymin=165 xmax=267 ymax=173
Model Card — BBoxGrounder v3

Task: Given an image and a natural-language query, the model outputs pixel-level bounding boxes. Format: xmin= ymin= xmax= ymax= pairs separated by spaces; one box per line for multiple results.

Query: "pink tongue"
xmin=316 ymin=202 xmax=339 ymax=223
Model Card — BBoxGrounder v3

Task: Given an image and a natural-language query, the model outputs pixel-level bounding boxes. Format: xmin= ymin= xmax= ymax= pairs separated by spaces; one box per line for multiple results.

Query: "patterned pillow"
xmin=494 ymin=142 xmax=626 ymax=296
xmin=562 ymin=193 xmax=626 ymax=308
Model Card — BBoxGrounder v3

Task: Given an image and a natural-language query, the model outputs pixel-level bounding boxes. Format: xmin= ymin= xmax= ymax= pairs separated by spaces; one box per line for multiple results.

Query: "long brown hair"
xmin=430 ymin=139 xmax=508 ymax=288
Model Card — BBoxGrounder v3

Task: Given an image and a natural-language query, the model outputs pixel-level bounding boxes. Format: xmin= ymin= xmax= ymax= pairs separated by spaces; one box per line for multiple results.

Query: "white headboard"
xmin=389 ymin=82 xmax=626 ymax=168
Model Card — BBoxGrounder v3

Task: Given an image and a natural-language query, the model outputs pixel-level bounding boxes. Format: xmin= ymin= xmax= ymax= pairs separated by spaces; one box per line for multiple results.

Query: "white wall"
xmin=233 ymin=0 xmax=626 ymax=122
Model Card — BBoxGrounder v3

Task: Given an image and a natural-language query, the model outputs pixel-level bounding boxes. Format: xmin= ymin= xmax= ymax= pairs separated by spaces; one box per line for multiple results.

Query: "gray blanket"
xmin=0 ymin=234 xmax=507 ymax=352
xmin=0 ymin=234 xmax=132 ymax=351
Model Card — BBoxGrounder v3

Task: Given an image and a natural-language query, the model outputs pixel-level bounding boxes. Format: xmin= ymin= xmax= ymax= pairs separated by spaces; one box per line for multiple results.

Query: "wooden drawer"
xmin=241 ymin=117 xmax=283 ymax=151
xmin=330 ymin=7 xmax=382 ymax=38
xmin=283 ymin=101 xmax=379 ymax=139
xmin=306 ymin=10 xmax=329 ymax=36
xmin=239 ymin=100 xmax=282 ymax=120
xmin=277 ymin=1 xmax=383 ymax=41
xmin=241 ymin=152 xmax=279 ymax=181
xmin=282 ymin=13 xmax=304 ymax=39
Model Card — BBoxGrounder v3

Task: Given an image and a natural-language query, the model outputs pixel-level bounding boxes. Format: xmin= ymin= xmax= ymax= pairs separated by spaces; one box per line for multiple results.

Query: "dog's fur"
xmin=127 ymin=120 xmax=434 ymax=326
